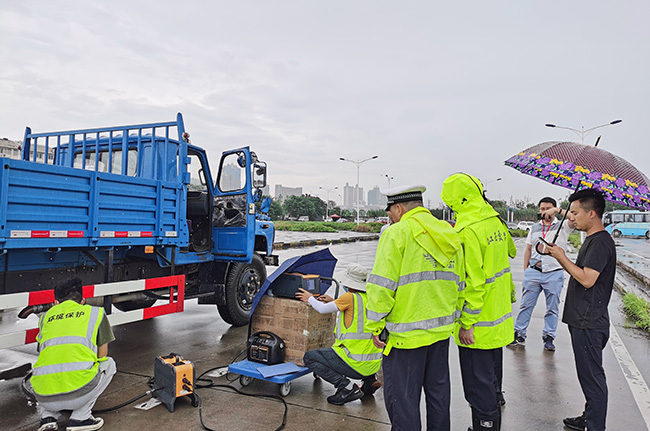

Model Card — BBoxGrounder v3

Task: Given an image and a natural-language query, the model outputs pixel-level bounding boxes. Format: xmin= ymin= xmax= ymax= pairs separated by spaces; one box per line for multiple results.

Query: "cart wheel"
xmin=239 ymin=375 xmax=253 ymax=387
xmin=279 ymin=382 xmax=291 ymax=397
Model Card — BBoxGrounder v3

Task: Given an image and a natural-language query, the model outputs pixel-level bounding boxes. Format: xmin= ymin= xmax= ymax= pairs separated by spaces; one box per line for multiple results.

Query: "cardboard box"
xmin=250 ymin=295 xmax=335 ymax=366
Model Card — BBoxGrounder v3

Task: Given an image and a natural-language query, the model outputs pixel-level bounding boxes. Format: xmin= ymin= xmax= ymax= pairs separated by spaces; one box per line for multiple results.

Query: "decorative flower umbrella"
xmin=505 ymin=140 xmax=650 ymax=211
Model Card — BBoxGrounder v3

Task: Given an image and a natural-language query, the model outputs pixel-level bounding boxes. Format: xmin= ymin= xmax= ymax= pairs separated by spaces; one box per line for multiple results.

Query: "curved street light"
xmin=340 ymin=155 xmax=379 ymax=225
xmin=483 ymin=177 xmax=501 ymax=193
xmin=384 ymin=174 xmax=394 ymax=188
xmin=319 ymin=186 xmax=338 ymax=219
xmin=545 ymin=119 xmax=622 ymax=144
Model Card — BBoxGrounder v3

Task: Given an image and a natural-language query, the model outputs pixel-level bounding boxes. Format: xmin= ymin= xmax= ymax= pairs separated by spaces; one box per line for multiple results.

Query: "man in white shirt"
xmin=510 ymin=197 xmax=575 ymax=351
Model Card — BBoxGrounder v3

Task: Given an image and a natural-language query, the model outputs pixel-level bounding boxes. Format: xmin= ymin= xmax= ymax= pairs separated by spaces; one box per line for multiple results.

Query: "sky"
xmin=2 ymin=1 xmax=649 ymax=208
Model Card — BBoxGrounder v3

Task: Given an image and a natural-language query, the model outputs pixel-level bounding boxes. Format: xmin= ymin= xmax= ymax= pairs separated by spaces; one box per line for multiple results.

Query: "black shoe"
xmin=508 ymin=331 xmax=526 ymax=347
xmin=327 ymin=384 xmax=364 ymax=405
xmin=543 ymin=335 xmax=556 ymax=351
xmin=66 ymin=417 xmax=104 ymax=431
xmin=361 ymin=374 xmax=382 ymax=396
xmin=38 ymin=417 xmax=58 ymax=431
xmin=496 ymin=391 xmax=506 ymax=407
xmin=563 ymin=414 xmax=586 ymax=430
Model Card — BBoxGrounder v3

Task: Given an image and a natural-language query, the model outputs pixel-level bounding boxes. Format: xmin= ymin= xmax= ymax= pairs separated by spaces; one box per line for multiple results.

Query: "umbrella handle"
xmin=320 ymin=277 xmax=341 ymax=298
xmin=535 ymin=239 xmax=552 ymax=256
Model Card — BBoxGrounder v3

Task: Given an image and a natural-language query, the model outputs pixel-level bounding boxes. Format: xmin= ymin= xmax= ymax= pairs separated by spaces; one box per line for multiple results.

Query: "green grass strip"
xmin=622 ymin=292 xmax=650 ymax=332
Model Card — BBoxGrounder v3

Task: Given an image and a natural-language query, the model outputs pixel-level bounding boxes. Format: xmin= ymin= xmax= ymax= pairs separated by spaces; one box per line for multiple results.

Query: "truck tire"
xmin=218 ymin=254 xmax=266 ymax=326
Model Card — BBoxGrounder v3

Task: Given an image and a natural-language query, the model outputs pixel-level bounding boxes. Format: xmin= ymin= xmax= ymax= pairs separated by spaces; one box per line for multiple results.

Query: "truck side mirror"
xmin=252 ymin=162 xmax=267 ymax=189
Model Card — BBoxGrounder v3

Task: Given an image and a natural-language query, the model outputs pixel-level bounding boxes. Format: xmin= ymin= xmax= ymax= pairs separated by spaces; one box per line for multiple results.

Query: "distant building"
xmin=275 ymin=184 xmax=302 ymax=201
xmin=0 ymin=138 xmax=54 ymax=163
xmin=261 ymin=185 xmax=270 ymax=196
xmin=343 ymin=182 xmax=364 ymax=208
xmin=367 ymin=186 xmax=385 ymax=207
xmin=221 ymin=163 xmax=242 ymax=191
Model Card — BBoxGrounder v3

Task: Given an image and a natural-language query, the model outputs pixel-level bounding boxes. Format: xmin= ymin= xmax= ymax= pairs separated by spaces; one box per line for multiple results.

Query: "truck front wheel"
xmin=218 ymin=254 xmax=266 ymax=326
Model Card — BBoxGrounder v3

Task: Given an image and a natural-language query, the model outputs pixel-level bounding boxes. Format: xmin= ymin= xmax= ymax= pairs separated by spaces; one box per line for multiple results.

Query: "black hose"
xmin=194 ymin=381 xmax=287 ymax=431
xmin=92 ymin=388 xmax=160 ymax=414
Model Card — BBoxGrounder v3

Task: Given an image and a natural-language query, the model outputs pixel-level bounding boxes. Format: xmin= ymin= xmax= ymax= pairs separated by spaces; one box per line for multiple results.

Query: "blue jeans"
xmin=514 ymin=268 xmax=564 ymax=339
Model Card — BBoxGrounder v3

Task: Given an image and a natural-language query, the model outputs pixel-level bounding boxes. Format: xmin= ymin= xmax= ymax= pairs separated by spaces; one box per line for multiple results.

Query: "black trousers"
xmin=569 ymin=325 xmax=609 ymax=431
xmin=383 ymin=339 xmax=450 ymax=431
xmin=303 ymin=347 xmax=365 ymax=390
xmin=458 ymin=346 xmax=502 ymax=422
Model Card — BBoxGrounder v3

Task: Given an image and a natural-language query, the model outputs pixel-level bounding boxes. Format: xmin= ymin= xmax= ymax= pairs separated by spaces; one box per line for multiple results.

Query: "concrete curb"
xmin=273 ymin=234 xmax=380 ymax=250
xmin=616 ymin=259 xmax=650 ymax=295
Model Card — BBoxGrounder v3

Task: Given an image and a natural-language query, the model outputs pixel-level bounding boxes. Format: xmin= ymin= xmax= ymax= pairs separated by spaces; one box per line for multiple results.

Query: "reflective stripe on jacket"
xmin=331 ymin=292 xmax=382 ymax=376
xmin=441 ymin=173 xmax=517 ymax=349
xmin=365 ymin=206 xmax=465 ymax=354
xmin=31 ymin=301 xmax=103 ymax=396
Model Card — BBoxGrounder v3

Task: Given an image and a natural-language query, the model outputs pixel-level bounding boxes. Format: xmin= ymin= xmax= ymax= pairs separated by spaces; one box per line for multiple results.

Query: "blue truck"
xmin=0 ymin=113 xmax=277 ymax=328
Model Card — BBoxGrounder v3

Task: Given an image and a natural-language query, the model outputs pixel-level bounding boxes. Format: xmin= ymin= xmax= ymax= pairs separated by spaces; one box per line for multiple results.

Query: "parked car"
xmin=298 ymin=216 xmax=309 ymax=222
xmin=506 ymin=221 xmax=517 ymax=230
xmin=516 ymin=221 xmax=535 ymax=231
xmin=336 ymin=218 xmax=349 ymax=223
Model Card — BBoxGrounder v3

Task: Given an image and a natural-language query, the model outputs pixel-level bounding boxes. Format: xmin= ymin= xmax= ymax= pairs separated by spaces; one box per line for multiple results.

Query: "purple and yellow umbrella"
xmin=505 ymin=141 xmax=650 ymax=211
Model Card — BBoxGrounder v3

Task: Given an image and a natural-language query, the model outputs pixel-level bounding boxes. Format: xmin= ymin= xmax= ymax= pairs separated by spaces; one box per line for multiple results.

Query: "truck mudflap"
xmin=0 ymin=275 xmax=185 ymax=350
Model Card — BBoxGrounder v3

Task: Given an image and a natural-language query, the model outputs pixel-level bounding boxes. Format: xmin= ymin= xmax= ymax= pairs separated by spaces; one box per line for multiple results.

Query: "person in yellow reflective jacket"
xmin=365 ymin=185 xmax=465 ymax=431
xmin=441 ymin=173 xmax=517 ymax=431
xmin=297 ymin=263 xmax=383 ymax=405
xmin=31 ymin=279 xmax=116 ymax=431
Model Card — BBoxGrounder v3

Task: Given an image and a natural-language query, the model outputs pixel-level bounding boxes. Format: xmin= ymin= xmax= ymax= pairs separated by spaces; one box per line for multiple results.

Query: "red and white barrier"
xmin=0 ymin=275 xmax=185 ymax=349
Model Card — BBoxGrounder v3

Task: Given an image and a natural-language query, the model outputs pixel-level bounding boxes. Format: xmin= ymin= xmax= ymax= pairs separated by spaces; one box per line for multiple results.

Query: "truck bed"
xmin=0 ymin=157 xmax=187 ymax=249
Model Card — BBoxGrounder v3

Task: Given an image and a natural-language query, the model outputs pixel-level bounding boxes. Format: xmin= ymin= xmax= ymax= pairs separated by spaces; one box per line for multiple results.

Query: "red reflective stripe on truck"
xmin=68 ymin=231 xmax=85 ymax=237
xmin=31 ymin=231 xmax=50 ymax=238
xmin=28 ymin=290 xmax=55 ymax=306
xmin=115 ymin=232 xmax=128 ymax=237
xmin=25 ymin=328 xmax=39 ymax=344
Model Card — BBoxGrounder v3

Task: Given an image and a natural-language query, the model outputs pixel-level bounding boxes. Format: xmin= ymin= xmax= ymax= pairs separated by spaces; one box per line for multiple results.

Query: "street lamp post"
xmin=483 ymin=177 xmax=502 ymax=193
xmin=340 ymin=155 xmax=379 ymax=225
xmin=545 ymin=119 xmax=622 ymax=144
xmin=384 ymin=174 xmax=393 ymax=188
xmin=319 ymin=186 xmax=338 ymax=219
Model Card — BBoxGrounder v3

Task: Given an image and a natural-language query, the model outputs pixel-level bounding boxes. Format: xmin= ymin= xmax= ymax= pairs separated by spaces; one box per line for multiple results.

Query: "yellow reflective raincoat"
xmin=441 ymin=173 xmax=517 ymax=350
xmin=365 ymin=206 xmax=465 ymax=355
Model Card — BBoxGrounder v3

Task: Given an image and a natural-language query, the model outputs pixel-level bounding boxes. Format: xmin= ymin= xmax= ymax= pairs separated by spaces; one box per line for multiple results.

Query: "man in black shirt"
xmin=545 ymin=189 xmax=616 ymax=431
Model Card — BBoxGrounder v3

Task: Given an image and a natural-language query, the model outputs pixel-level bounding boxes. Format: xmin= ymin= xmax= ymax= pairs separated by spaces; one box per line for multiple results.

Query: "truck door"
xmin=213 ymin=149 xmax=254 ymax=261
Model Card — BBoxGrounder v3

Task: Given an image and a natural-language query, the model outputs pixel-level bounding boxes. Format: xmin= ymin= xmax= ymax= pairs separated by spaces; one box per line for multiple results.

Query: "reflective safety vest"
xmin=31 ymin=301 xmax=104 ymax=396
xmin=441 ymin=173 xmax=517 ymax=349
xmin=331 ymin=292 xmax=382 ymax=376
xmin=365 ymin=206 xmax=465 ymax=354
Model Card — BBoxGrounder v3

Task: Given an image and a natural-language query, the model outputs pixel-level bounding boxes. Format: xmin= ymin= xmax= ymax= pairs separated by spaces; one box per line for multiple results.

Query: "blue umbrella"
xmin=250 ymin=248 xmax=338 ymax=318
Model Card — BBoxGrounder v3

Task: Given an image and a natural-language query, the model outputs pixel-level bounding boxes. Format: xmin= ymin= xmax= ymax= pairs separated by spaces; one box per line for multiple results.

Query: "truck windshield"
xmin=74 ymin=148 xmax=138 ymax=176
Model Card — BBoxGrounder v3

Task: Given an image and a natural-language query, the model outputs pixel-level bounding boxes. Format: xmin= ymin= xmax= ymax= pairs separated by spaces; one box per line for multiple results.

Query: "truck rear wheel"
xmin=218 ymin=254 xmax=266 ymax=326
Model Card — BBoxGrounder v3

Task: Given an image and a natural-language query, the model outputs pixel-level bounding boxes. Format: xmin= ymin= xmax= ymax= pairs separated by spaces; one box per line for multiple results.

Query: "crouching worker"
xmin=296 ymin=263 xmax=383 ymax=405
xmin=31 ymin=278 xmax=116 ymax=431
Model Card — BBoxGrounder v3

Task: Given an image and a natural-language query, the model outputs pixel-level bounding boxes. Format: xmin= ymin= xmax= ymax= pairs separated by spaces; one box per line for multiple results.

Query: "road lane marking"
xmin=609 ymin=323 xmax=650 ymax=430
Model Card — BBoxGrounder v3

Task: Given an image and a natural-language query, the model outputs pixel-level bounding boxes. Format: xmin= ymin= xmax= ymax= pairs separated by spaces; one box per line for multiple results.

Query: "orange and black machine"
xmin=153 ymin=353 xmax=199 ymax=412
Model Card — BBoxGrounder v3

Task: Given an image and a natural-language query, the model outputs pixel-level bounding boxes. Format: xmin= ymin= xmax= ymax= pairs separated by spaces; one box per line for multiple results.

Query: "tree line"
xmin=262 ymin=195 xmax=631 ymax=222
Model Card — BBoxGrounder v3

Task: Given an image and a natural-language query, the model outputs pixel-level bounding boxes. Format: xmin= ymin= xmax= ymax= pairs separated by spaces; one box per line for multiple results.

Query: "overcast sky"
xmin=2 ymin=1 xmax=649 ymax=208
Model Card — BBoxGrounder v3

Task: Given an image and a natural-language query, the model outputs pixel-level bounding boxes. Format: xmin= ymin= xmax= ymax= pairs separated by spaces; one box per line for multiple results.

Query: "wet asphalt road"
xmin=1 ymin=232 xmax=649 ymax=431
